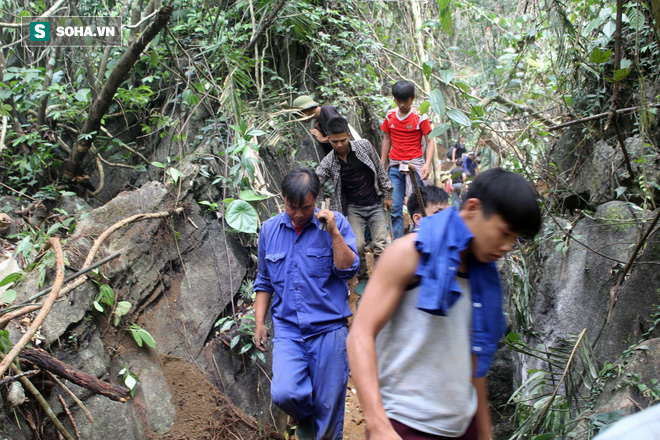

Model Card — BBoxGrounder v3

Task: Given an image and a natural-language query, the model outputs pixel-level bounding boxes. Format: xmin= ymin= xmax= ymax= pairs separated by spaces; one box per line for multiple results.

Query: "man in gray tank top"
xmin=347 ymin=169 xmax=542 ymax=439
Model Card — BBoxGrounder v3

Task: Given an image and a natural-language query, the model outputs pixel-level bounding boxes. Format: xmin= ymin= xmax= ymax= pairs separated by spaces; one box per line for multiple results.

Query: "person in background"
xmin=592 ymin=404 xmax=660 ymax=440
xmin=254 ymin=168 xmax=359 ymax=440
xmin=448 ymin=134 xmax=467 ymax=162
xmin=316 ymin=116 xmax=392 ymax=293
xmin=381 ymin=80 xmax=436 ymax=240
xmin=347 ymin=169 xmax=542 ymax=440
xmin=450 ymin=160 xmax=467 ymax=207
xmin=406 ymin=186 xmax=450 ymax=233
xmin=463 ymin=151 xmax=478 ymax=177
xmin=292 ymin=95 xmax=342 ymax=155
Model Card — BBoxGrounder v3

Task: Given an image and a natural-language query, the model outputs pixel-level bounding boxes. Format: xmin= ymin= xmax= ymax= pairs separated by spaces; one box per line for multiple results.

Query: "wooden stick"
xmin=0 ymin=238 xmax=64 ymax=378
xmin=46 ymin=371 xmax=94 ymax=424
xmin=58 ymin=395 xmax=81 ymax=440
xmin=21 ymin=348 xmax=130 ymax=402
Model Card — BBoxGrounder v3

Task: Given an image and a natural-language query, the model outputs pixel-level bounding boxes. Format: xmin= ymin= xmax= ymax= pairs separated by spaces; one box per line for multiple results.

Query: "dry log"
xmin=20 ymin=348 xmax=130 ymax=403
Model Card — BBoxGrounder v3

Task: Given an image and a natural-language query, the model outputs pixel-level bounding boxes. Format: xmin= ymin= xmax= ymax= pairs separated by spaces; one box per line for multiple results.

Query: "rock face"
xmin=2 ymin=181 xmax=285 ymax=439
xmin=511 ymin=201 xmax=659 ymax=376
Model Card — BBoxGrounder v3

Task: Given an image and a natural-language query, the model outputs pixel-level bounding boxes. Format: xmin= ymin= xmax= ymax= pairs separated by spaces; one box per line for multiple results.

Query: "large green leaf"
xmin=239 ymin=189 xmax=271 ymax=201
xmin=441 ymin=9 xmax=453 ymax=36
xmin=226 ymin=200 xmax=259 ymax=234
xmin=419 ymin=101 xmax=430 ymax=116
xmin=429 ymin=89 xmax=446 ymax=118
xmin=427 ymin=123 xmax=451 ymax=140
xmin=446 ymin=108 xmax=471 ymax=126
xmin=438 ymin=68 xmax=455 ymax=85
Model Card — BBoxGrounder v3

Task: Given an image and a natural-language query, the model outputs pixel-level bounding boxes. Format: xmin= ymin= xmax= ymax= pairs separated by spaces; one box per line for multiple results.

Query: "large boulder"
xmin=512 ymin=201 xmax=660 ymax=376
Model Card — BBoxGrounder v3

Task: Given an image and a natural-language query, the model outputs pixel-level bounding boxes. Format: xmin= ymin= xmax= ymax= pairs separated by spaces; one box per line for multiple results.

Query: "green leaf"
xmin=453 ymin=81 xmax=469 ymax=93
xmin=441 ymin=9 xmax=453 ymax=35
xmin=151 ymin=161 xmax=165 ymax=168
xmin=46 ymin=222 xmax=63 ymax=236
xmin=60 ymin=191 xmax=77 ymax=197
xmin=446 ymin=108 xmax=471 ymax=126
xmin=590 ymin=47 xmax=612 ymax=64
xmin=115 ymin=301 xmax=132 ymax=317
xmin=419 ymin=101 xmax=430 ymax=116
xmin=613 ymin=68 xmax=630 ymax=81
xmin=429 ymin=89 xmax=446 ymax=118
xmin=225 ymin=200 xmax=259 ymax=234
xmin=74 ymin=88 xmax=91 ymax=103
xmin=124 ymin=374 xmax=137 ymax=390
xmin=220 ymin=320 xmax=234 ymax=333
xmin=239 ymin=190 xmax=270 ymax=201
xmin=150 ymin=50 xmax=159 ymax=67
xmin=422 ymin=63 xmax=433 ymax=82
xmin=0 ymin=272 xmax=22 ymax=288
xmin=427 ymin=123 xmax=450 ymax=140
xmin=532 ymin=433 xmax=557 ymax=440
xmin=438 ymin=68 xmax=455 ymax=85
xmin=239 ymin=343 xmax=252 ymax=354
xmin=137 ymin=329 xmax=156 ymax=348
xmin=0 ymin=289 xmax=17 ymax=305
xmin=167 ymin=167 xmax=180 ymax=183
xmin=99 ymin=284 xmax=114 ymax=305
xmin=230 ymin=335 xmax=240 ymax=349
xmin=437 ymin=0 xmax=450 ymax=10
xmin=615 ymin=186 xmax=626 ymax=198
xmin=93 ymin=301 xmax=104 ymax=312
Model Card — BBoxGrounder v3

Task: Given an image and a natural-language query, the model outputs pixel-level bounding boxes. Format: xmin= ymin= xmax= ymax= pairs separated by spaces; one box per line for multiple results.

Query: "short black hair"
xmin=281 ymin=167 xmax=320 ymax=207
xmin=463 ymin=168 xmax=541 ymax=238
xmin=407 ymin=186 xmax=450 ymax=217
xmin=392 ymin=80 xmax=415 ymax=100
xmin=326 ymin=116 xmax=350 ymax=135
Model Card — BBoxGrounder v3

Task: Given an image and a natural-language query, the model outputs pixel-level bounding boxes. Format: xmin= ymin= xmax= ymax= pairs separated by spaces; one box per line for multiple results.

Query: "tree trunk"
xmin=650 ymin=0 xmax=660 ymax=47
xmin=62 ymin=5 xmax=174 ymax=179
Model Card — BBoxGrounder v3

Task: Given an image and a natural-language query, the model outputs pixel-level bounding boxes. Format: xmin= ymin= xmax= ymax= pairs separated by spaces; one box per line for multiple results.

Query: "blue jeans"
xmin=347 ymin=203 xmax=388 ymax=279
xmin=389 ymin=166 xmax=423 ymax=239
xmin=452 ymin=182 xmax=463 ymax=208
xmin=271 ymin=327 xmax=349 ymax=440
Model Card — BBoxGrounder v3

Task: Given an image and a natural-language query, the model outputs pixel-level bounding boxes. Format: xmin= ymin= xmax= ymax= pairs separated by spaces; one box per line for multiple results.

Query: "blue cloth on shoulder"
xmin=414 ymin=208 xmax=507 ymax=377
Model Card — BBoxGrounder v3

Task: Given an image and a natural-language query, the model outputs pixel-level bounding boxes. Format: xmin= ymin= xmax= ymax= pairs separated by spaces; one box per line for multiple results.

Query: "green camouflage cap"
xmin=292 ymin=95 xmax=319 ymax=111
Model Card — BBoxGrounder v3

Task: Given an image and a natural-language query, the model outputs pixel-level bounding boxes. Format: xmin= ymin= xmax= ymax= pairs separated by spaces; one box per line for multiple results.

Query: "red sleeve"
xmin=381 ymin=115 xmax=391 ymax=134
xmin=419 ymin=117 xmax=432 ymax=136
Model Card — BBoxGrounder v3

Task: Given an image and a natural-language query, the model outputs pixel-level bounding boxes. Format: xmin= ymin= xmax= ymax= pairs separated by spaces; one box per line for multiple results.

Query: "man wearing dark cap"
xmin=292 ymin=95 xmax=343 ymax=155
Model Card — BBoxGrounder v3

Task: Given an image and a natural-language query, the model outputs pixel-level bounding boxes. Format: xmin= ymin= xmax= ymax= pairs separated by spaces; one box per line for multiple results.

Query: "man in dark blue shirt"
xmin=254 ymin=167 xmax=359 ymax=440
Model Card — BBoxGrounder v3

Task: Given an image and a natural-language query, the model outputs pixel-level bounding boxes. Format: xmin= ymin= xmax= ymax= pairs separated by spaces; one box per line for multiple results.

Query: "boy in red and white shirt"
xmin=381 ymin=80 xmax=436 ymax=239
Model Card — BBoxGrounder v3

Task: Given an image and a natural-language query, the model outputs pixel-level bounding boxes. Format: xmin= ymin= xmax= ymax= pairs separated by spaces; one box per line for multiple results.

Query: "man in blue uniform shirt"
xmin=254 ymin=167 xmax=359 ymax=440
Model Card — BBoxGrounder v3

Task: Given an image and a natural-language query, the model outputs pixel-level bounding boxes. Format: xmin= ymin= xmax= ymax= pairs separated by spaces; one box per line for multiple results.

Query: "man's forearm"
xmin=472 ymin=376 xmax=493 ymax=440
xmin=330 ymin=229 xmax=356 ymax=270
xmin=381 ymin=136 xmax=391 ymax=169
xmin=425 ymin=138 xmax=435 ymax=166
xmin=254 ymin=290 xmax=272 ymax=325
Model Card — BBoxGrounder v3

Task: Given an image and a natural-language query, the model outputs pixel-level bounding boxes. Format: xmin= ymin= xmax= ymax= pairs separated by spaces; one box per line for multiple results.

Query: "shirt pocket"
xmin=265 ymin=252 xmax=287 ymax=281
xmin=306 ymin=247 xmax=333 ymax=278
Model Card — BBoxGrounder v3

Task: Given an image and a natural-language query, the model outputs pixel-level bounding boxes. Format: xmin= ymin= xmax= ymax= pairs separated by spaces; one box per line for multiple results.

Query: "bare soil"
xmin=147 ymin=355 xmax=283 ymax=440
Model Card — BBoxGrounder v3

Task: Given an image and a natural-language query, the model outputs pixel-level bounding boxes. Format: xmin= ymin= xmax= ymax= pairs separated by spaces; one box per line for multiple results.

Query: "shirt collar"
xmin=279 ymin=208 xmax=323 ymax=230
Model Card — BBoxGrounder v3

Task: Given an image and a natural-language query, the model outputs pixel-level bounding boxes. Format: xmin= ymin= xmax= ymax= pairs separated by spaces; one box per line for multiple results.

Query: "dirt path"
xmin=343 ymin=289 xmax=366 ymax=439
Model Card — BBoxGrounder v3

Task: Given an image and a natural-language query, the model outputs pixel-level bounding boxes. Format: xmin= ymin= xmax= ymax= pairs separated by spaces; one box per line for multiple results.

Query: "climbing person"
xmin=450 ymin=160 xmax=468 ymax=207
xmin=405 ymin=185 xmax=450 ymax=233
xmin=346 ymin=168 xmax=542 ymax=440
xmin=380 ymin=80 xmax=436 ymax=240
xmin=292 ymin=95 xmax=343 ymax=155
xmin=463 ymin=151 xmax=478 ymax=177
xmin=316 ymin=116 xmax=392 ymax=294
xmin=253 ymin=167 xmax=359 ymax=440
xmin=447 ymin=134 xmax=467 ymax=163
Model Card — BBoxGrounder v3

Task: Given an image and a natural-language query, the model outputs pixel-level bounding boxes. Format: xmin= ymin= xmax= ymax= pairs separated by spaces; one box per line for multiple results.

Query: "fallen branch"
xmin=20 ymin=348 xmax=130 ymax=403
xmin=0 ymin=238 xmax=64 ymax=378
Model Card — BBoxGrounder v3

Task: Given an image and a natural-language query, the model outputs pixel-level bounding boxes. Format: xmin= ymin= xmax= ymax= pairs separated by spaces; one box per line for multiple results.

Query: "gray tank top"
xmin=375 ymin=278 xmax=477 ymax=436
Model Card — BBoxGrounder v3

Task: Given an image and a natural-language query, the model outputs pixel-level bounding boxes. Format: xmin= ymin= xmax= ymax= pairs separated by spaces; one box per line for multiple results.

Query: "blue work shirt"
xmin=254 ymin=209 xmax=359 ymax=340
xmin=415 ymin=208 xmax=507 ymax=377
